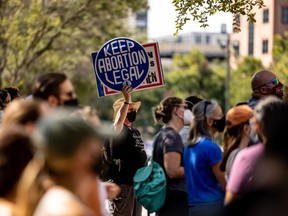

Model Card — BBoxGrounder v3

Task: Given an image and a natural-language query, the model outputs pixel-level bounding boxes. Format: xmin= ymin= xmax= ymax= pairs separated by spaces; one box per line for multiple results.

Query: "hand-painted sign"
xmin=91 ymin=42 xmax=165 ymax=97
xmin=94 ymin=37 xmax=149 ymax=91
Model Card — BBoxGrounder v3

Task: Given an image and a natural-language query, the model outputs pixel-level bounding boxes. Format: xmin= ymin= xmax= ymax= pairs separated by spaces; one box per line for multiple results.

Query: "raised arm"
xmin=113 ymin=85 xmax=132 ymax=133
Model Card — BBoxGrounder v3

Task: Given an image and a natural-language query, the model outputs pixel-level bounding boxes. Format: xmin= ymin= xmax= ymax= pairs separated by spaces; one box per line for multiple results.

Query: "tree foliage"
xmin=172 ymin=0 xmax=265 ymax=35
xmin=230 ymin=56 xmax=263 ymax=106
xmin=272 ymin=32 xmax=288 ymax=100
xmin=166 ymin=49 xmax=226 ymax=108
xmin=0 ymin=0 xmax=147 ymax=90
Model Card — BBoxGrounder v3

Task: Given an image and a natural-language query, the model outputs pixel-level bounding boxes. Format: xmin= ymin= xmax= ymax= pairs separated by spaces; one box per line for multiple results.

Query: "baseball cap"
xmin=226 ymin=105 xmax=253 ymax=128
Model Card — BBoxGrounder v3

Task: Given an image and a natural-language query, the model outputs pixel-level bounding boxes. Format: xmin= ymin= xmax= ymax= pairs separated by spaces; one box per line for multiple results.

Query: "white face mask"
xmin=247 ymin=122 xmax=259 ymax=143
xmin=184 ymin=109 xmax=194 ymax=126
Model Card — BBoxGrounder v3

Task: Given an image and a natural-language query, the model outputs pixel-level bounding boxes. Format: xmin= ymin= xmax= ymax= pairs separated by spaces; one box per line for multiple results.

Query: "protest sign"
xmin=92 ymin=40 xmax=165 ymax=97
xmin=94 ymin=37 xmax=149 ymax=91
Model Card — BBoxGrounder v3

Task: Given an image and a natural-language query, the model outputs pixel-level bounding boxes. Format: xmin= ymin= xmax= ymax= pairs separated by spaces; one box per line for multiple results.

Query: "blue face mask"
xmin=212 ymin=116 xmax=226 ymax=132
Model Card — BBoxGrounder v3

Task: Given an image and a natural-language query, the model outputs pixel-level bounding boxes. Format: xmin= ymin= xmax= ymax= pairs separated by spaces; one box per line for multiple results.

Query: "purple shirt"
xmin=226 ymin=143 xmax=264 ymax=196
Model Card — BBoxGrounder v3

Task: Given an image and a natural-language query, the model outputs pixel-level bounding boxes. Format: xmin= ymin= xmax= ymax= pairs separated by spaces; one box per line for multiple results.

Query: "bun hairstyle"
xmin=153 ymin=96 xmax=183 ymax=124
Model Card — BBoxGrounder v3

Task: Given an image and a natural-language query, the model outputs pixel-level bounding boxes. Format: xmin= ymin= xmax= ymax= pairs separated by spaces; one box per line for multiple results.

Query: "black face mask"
xmin=63 ymin=98 xmax=79 ymax=107
xmin=212 ymin=116 xmax=225 ymax=132
xmin=126 ymin=111 xmax=137 ymax=123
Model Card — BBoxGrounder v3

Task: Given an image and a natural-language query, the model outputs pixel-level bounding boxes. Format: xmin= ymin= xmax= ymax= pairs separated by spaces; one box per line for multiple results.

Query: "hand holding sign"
xmin=92 ymin=41 xmax=165 ymax=97
xmin=122 ymin=85 xmax=132 ymax=103
xmin=95 ymin=38 xmax=149 ymax=91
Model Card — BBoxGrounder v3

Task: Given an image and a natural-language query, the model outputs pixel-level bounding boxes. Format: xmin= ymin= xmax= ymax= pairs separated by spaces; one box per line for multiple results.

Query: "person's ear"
xmin=206 ymin=118 xmax=213 ymax=127
xmin=258 ymin=86 xmax=269 ymax=94
xmin=243 ymin=124 xmax=250 ymax=134
xmin=47 ymin=95 xmax=59 ymax=107
xmin=173 ymin=106 xmax=180 ymax=117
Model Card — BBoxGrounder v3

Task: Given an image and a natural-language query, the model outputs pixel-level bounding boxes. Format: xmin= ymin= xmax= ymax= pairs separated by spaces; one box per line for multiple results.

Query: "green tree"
xmin=230 ymin=56 xmax=263 ymax=106
xmin=272 ymin=32 xmax=288 ymax=100
xmin=172 ymin=0 xmax=265 ymax=35
xmin=166 ymin=49 xmax=226 ymax=108
xmin=0 ymin=0 xmax=147 ymax=90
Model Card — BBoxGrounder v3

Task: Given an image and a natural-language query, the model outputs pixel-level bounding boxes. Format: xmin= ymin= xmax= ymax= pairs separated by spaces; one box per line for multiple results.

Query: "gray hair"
xmin=189 ymin=100 xmax=219 ymax=145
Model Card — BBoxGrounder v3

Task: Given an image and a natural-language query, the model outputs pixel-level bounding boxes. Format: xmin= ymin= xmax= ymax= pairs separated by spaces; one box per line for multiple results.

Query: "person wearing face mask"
xmin=223 ymin=98 xmax=281 ymax=206
xmin=152 ymin=96 xmax=188 ymax=216
xmin=220 ymin=105 xmax=254 ymax=180
xmin=32 ymin=72 xmax=79 ymax=108
xmin=184 ymin=100 xmax=226 ymax=216
xmin=107 ymin=85 xmax=147 ymax=216
xmin=179 ymin=95 xmax=203 ymax=147
xmin=221 ymin=97 xmax=287 ymax=216
xmin=247 ymin=70 xmax=283 ymax=108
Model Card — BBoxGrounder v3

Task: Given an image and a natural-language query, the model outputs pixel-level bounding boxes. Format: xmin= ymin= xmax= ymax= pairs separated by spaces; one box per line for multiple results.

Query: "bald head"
xmin=251 ymin=70 xmax=276 ymax=91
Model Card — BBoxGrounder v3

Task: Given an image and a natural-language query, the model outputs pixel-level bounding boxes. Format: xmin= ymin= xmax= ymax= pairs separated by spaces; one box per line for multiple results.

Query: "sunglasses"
xmin=258 ymin=77 xmax=279 ymax=89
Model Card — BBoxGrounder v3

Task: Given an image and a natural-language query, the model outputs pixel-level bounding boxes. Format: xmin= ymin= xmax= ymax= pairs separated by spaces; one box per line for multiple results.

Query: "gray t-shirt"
xmin=225 ymin=148 xmax=241 ymax=180
xmin=153 ymin=127 xmax=186 ymax=192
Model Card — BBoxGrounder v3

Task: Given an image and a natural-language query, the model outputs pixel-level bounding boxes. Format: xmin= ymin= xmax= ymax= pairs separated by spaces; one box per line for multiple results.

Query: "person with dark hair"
xmin=221 ymin=96 xmax=288 ymax=216
xmin=107 ymin=85 xmax=147 ymax=216
xmin=220 ymin=105 xmax=254 ymax=179
xmin=0 ymin=88 xmax=12 ymax=124
xmin=5 ymin=86 xmax=21 ymax=100
xmin=224 ymin=96 xmax=281 ymax=205
xmin=248 ymin=70 xmax=283 ymax=108
xmin=32 ymin=72 xmax=79 ymax=107
xmin=179 ymin=95 xmax=203 ymax=147
xmin=0 ymin=126 xmax=34 ymax=216
xmin=0 ymin=88 xmax=11 ymax=110
xmin=184 ymin=100 xmax=226 ymax=216
xmin=152 ymin=96 xmax=188 ymax=216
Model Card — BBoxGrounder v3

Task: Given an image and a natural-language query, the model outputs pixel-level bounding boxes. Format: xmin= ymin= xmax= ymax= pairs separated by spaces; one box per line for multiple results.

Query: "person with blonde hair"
xmin=16 ymin=110 xmax=105 ymax=216
xmin=2 ymin=99 xmax=49 ymax=133
xmin=152 ymin=96 xmax=188 ymax=216
xmin=107 ymin=85 xmax=147 ymax=216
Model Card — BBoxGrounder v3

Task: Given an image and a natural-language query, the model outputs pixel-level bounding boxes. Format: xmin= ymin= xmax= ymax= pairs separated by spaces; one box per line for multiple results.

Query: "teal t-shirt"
xmin=184 ymin=137 xmax=224 ymax=206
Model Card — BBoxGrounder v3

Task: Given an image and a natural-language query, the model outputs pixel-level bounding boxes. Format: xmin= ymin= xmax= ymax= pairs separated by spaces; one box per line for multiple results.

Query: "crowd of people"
xmin=0 ymin=69 xmax=287 ymax=216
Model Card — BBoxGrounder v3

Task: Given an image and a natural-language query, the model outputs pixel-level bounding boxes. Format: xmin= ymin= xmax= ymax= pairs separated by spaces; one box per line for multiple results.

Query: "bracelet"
xmin=124 ymin=101 xmax=130 ymax=105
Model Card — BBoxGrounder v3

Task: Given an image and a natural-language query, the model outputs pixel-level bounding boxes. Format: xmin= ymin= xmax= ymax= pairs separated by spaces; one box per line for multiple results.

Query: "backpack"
xmin=133 ymin=133 xmax=166 ymax=214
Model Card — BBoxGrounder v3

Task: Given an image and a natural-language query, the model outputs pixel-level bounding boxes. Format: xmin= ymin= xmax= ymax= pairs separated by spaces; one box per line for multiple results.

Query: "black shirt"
xmin=153 ymin=127 xmax=186 ymax=192
xmin=108 ymin=125 xmax=147 ymax=185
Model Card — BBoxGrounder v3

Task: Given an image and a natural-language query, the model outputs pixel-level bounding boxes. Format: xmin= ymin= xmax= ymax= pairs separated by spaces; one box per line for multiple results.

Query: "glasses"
xmin=257 ymin=77 xmax=279 ymax=89
xmin=203 ymin=100 xmax=212 ymax=119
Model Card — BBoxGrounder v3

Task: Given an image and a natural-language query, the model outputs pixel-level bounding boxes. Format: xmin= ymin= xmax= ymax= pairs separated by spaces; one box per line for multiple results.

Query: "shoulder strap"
xmin=152 ymin=130 xmax=163 ymax=160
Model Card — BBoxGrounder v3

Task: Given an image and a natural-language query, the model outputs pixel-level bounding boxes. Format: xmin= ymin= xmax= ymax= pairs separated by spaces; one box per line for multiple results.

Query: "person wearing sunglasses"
xmin=32 ymin=72 xmax=79 ymax=107
xmin=248 ymin=70 xmax=283 ymax=108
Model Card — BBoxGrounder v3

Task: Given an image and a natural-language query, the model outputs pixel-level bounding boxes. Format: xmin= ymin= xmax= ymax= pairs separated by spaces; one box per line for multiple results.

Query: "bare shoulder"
xmin=33 ymin=186 xmax=93 ymax=216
